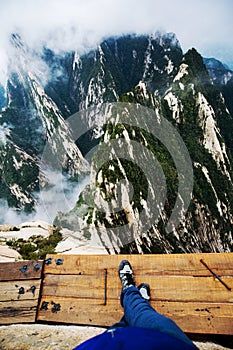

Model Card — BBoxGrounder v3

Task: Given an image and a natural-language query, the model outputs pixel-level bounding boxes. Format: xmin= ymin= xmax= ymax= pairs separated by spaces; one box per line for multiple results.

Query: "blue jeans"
xmin=110 ymin=286 xmax=195 ymax=347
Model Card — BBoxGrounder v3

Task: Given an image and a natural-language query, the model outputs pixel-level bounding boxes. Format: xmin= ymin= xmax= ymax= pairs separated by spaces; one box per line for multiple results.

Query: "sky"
xmin=0 ymin=0 xmax=232 ymax=84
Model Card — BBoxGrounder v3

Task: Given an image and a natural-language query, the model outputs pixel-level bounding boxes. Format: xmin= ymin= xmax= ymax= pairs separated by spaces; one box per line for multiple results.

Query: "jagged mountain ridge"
xmin=54 ymin=42 xmax=233 ymax=253
xmin=0 ymin=32 xmax=184 ymax=211
xmin=69 ymin=33 xmax=183 ymax=109
xmin=55 ymin=49 xmax=233 ymax=253
xmin=0 ymin=32 xmax=232 ymax=254
xmin=204 ymin=57 xmax=233 ymax=152
xmin=0 ymin=34 xmax=90 ymax=211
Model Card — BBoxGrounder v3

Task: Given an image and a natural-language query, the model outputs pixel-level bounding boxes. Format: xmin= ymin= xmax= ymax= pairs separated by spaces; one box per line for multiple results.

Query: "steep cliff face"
xmin=0 ymin=34 xmax=89 ymax=211
xmin=55 ymin=49 xmax=233 ymax=254
xmin=0 ymin=33 xmax=232 ymax=253
xmin=204 ymin=57 xmax=233 ymax=156
xmin=0 ymin=139 xmax=39 ymax=212
xmin=161 ymin=49 xmax=233 ymax=252
xmin=68 ymin=33 xmax=183 ymax=111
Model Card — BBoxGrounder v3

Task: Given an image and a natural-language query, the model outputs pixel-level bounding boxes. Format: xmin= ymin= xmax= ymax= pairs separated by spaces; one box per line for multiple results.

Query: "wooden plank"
xmin=0 ymin=260 xmax=43 ymax=281
xmin=0 ymin=300 xmax=37 ymax=324
xmin=38 ymin=296 xmax=123 ymax=326
xmin=37 ymin=253 xmax=233 ymax=334
xmin=0 ymin=259 xmax=43 ymax=324
xmin=42 ymin=274 xmax=106 ymax=299
xmin=0 ymin=280 xmax=41 ymax=302
xmin=155 ymin=301 xmax=233 ymax=335
xmin=42 ymin=274 xmax=233 ymax=303
xmin=37 ymin=296 xmax=233 ymax=335
xmin=43 ymin=253 xmax=233 ymax=277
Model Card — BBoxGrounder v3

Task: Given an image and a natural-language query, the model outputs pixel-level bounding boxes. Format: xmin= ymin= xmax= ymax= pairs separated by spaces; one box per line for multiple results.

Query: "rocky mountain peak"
xmin=0 ymin=32 xmax=232 ymax=254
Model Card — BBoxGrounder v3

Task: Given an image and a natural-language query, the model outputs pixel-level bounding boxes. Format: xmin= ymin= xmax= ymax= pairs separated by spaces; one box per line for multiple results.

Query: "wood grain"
xmin=0 ymin=300 xmax=37 ymax=324
xmin=0 ymin=260 xmax=43 ymax=324
xmin=38 ymin=296 xmax=233 ymax=334
xmin=0 ymin=260 xmax=43 ymax=281
xmin=0 ymin=280 xmax=41 ymax=302
xmin=43 ymin=253 xmax=233 ymax=277
xmin=41 ymin=274 xmax=233 ymax=302
xmin=37 ymin=253 xmax=233 ymax=334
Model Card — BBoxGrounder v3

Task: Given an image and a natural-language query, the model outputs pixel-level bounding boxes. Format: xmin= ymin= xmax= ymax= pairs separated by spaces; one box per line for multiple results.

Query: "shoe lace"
xmin=120 ymin=273 xmax=134 ymax=288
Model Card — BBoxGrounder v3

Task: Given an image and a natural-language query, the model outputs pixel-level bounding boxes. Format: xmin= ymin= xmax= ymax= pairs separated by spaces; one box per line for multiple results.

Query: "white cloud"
xmin=0 ymin=172 xmax=90 ymax=225
xmin=0 ymin=0 xmax=232 ymax=85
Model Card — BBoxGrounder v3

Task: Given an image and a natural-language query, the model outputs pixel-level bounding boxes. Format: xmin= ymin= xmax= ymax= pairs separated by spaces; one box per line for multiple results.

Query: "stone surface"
xmin=0 ymin=221 xmax=108 ymax=262
xmin=0 ymin=324 xmax=105 ymax=350
xmin=0 ymin=221 xmax=54 ymax=262
xmin=0 ymin=245 xmax=21 ymax=262
xmin=55 ymin=228 xmax=108 ymax=255
xmin=0 ymin=324 xmax=232 ymax=350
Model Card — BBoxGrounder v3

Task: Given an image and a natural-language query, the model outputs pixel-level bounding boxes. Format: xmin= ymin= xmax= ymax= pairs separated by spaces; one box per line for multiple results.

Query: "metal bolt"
xmin=55 ymin=258 xmax=64 ymax=266
xmin=45 ymin=257 xmax=53 ymax=265
xmin=34 ymin=263 xmax=41 ymax=272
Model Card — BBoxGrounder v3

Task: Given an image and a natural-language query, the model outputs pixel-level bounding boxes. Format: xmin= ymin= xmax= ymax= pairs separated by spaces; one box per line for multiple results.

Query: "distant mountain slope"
xmin=204 ymin=57 xmax=233 ymax=154
xmin=56 ymin=48 xmax=233 ymax=254
xmin=0 ymin=32 xmax=232 ymax=254
xmin=0 ymin=34 xmax=89 ymax=211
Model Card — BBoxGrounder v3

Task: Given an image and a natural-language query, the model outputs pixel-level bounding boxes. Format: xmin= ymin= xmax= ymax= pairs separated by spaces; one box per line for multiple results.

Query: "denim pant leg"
xmin=121 ymin=286 xmax=194 ymax=346
xmin=109 ymin=315 xmax=128 ymax=329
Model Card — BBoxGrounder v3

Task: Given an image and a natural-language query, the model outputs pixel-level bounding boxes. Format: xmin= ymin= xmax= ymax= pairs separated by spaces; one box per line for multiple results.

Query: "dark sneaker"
xmin=118 ymin=260 xmax=135 ymax=290
xmin=138 ymin=283 xmax=151 ymax=300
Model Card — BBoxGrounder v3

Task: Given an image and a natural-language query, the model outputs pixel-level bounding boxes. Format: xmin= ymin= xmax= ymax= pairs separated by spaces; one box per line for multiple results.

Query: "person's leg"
xmin=108 ymin=281 xmax=151 ymax=330
xmin=119 ymin=260 xmax=195 ymax=346
xmin=109 ymin=315 xmax=128 ymax=329
xmin=122 ymin=286 xmax=193 ymax=345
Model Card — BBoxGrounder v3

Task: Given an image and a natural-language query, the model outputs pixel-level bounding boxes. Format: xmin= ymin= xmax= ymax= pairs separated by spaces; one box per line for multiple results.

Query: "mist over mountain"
xmin=0 ymin=32 xmax=232 ymax=253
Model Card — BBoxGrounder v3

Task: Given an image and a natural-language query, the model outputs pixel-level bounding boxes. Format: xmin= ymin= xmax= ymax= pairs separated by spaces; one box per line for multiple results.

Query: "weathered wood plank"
xmin=43 ymin=253 xmax=233 ymax=277
xmin=0 ymin=280 xmax=41 ymax=302
xmin=0 ymin=259 xmax=43 ymax=324
xmin=0 ymin=300 xmax=37 ymax=324
xmin=37 ymin=296 xmax=233 ymax=335
xmin=42 ymin=274 xmax=233 ymax=303
xmin=42 ymin=274 xmax=106 ymax=299
xmin=0 ymin=260 xmax=43 ymax=281
xmin=38 ymin=296 xmax=123 ymax=326
xmin=37 ymin=253 xmax=233 ymax=334
xmin=155 ymin=301 xmax=233 ymax=335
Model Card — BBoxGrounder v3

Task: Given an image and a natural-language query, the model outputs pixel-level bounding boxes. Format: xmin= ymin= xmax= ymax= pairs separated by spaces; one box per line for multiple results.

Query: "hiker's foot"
xmin=138 ymin=283 xmax=151 ymax=300
xmin=118 ymin=260 xmax=135 ymax=290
